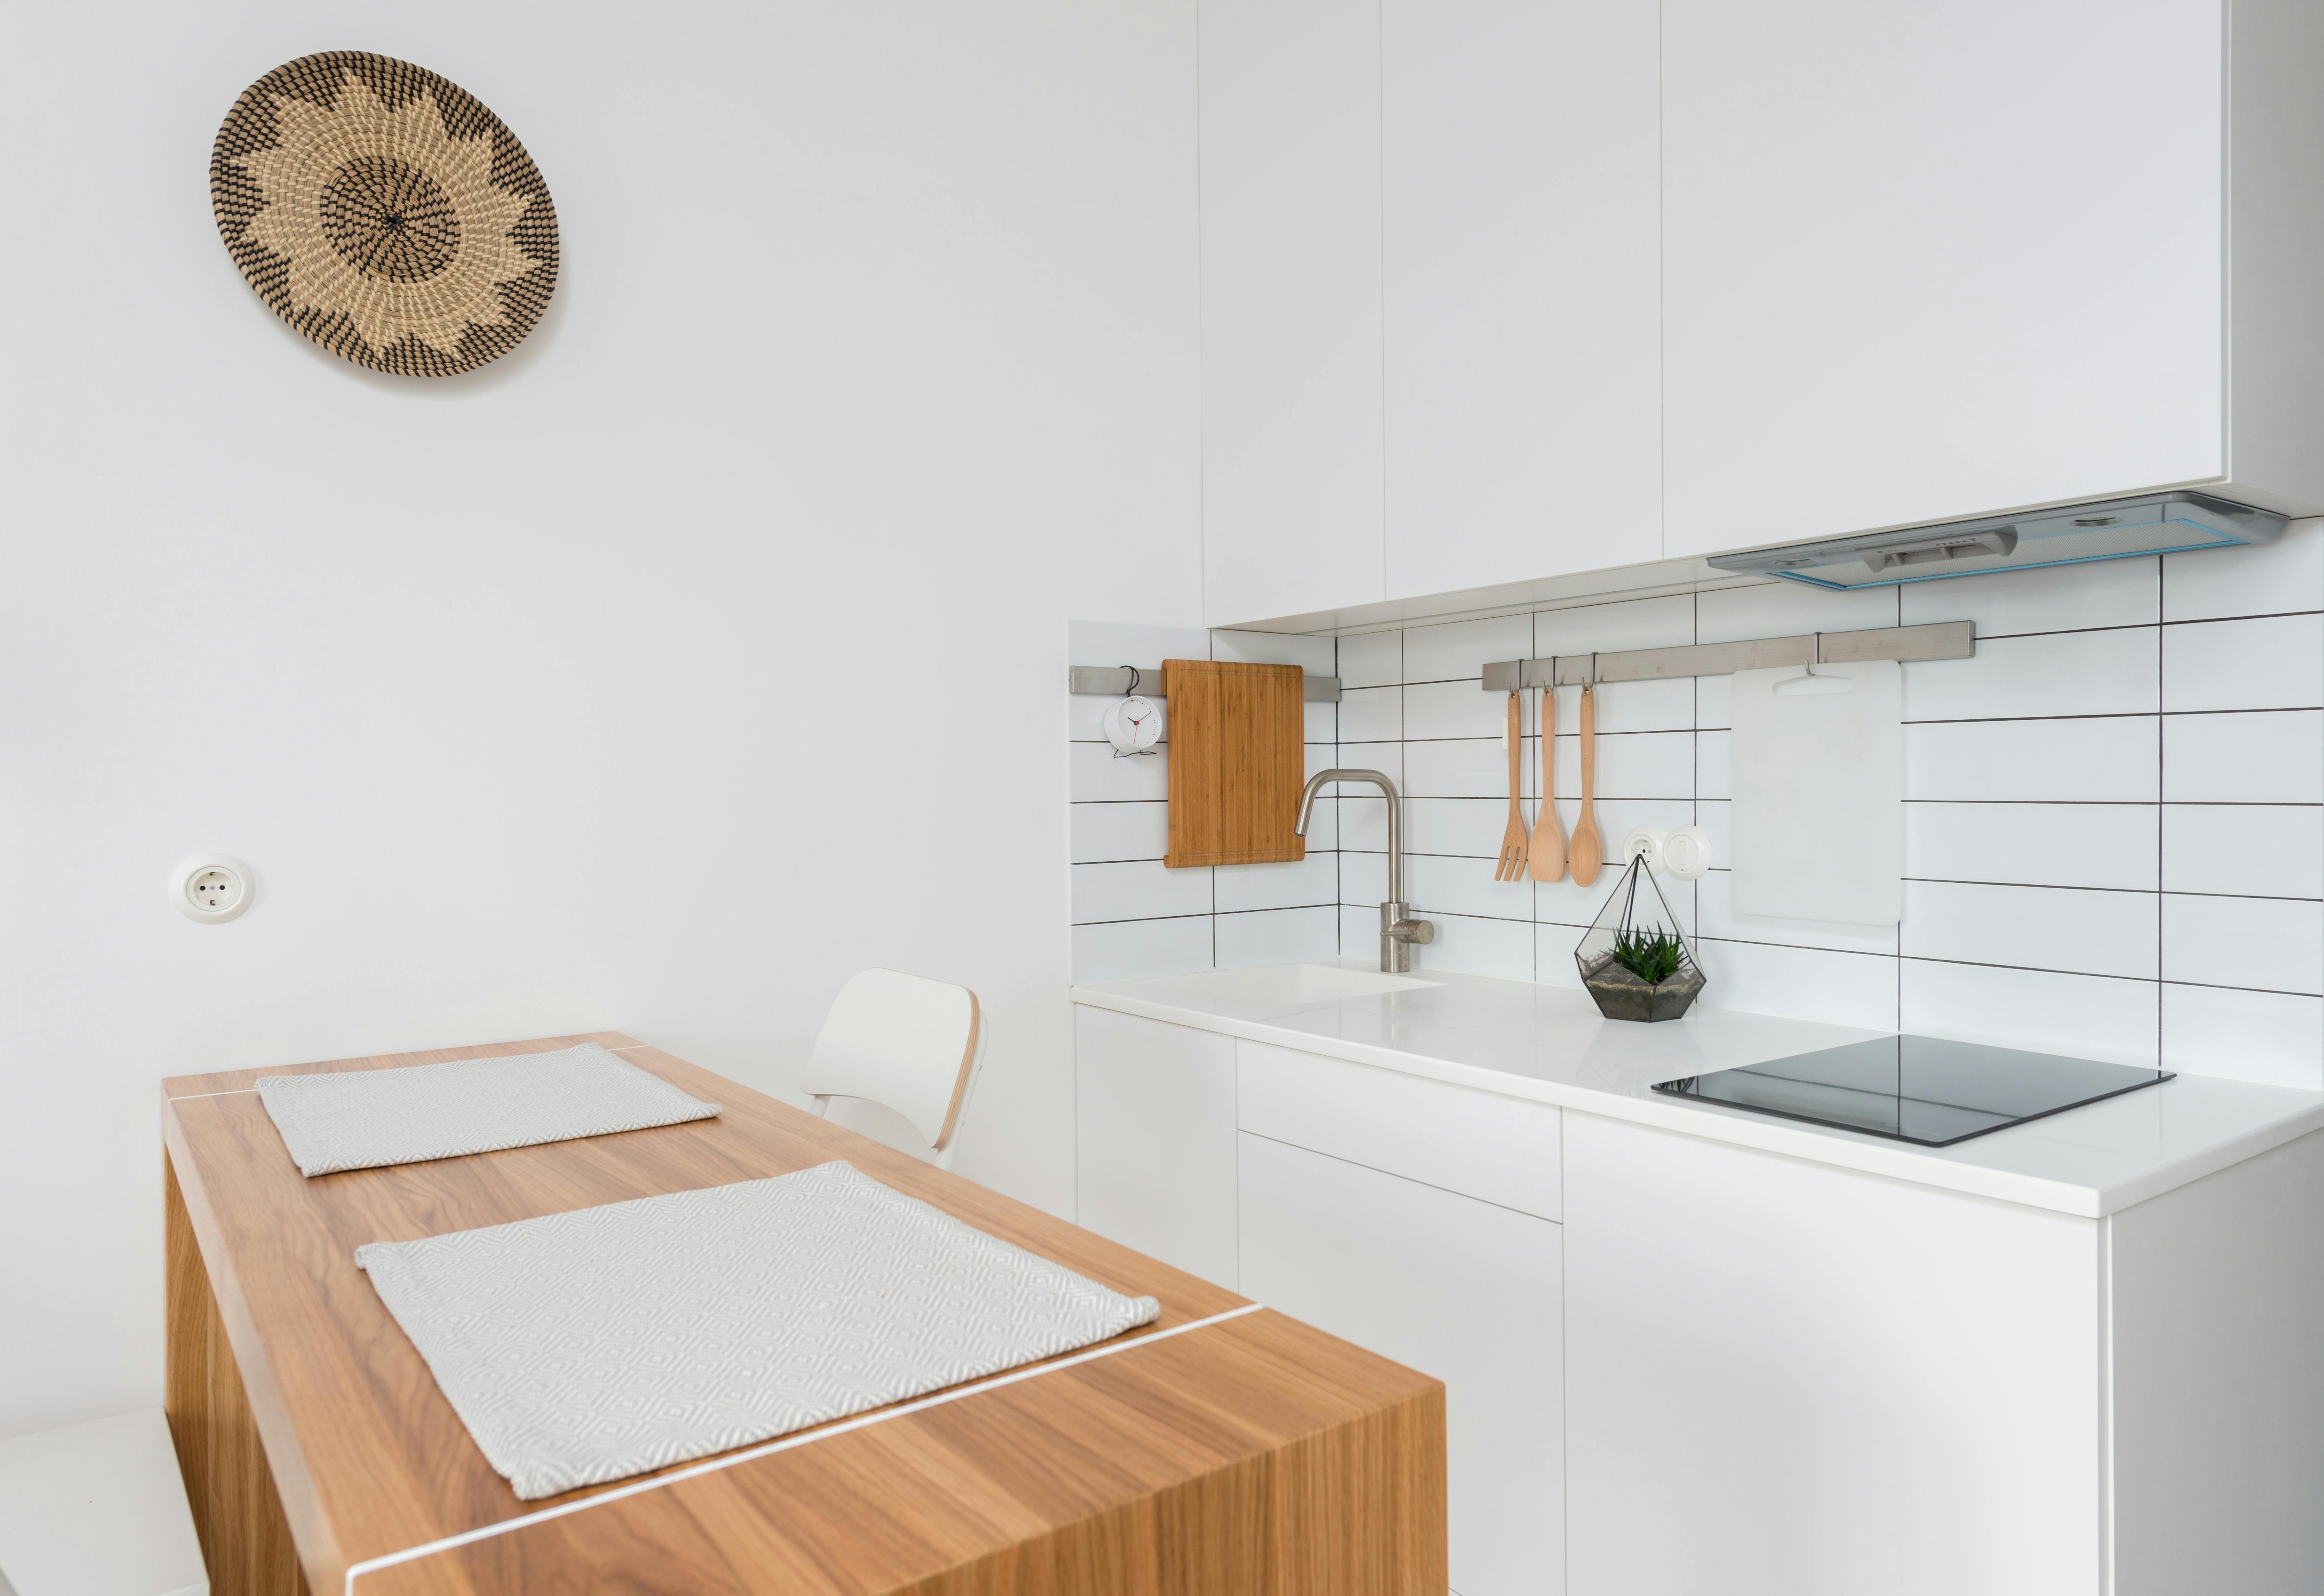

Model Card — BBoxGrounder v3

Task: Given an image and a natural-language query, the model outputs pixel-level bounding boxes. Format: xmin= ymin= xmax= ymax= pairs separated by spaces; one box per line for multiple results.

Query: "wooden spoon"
xmin=1569 ymin=684 xmax=1603 ymax=886
xmin=1528 ymin=686 xmax=1566 ymax=881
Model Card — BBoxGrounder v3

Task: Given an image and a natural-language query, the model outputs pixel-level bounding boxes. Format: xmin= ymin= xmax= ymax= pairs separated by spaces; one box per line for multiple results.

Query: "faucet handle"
xmin=1390 ymin=917 xmax=1435 ymax=946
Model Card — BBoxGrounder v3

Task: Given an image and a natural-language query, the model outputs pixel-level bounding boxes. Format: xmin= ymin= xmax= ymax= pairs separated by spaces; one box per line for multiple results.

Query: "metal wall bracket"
xmin=1480 ymin=620 xmax=1974 ymax=690
xmin=1069 ymin=665 xmax=1343 ymax=702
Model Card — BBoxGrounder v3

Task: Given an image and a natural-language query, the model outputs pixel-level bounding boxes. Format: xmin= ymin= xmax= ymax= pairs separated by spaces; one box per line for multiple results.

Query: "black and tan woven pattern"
xmin=211 ymin=52 xmax=558 ymax=376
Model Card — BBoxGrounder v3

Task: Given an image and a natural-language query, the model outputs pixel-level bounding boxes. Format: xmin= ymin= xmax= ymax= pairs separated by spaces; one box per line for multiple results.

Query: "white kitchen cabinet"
xmin=1565 ymin=1110 xmax=2102 ymax=1596
xmin=1662 ymin=0 xmax=2324 ymax=560
xmin=1381 ymin=0 xmax=1660 ymax=599
xmin=1072 ymin=1006 xmax=1238 ymax=1289
xmin=1199 ymin=0 xmax=1385 ymax=628
xmin=1239 ymin=1132 xmax=1563 ymax=1596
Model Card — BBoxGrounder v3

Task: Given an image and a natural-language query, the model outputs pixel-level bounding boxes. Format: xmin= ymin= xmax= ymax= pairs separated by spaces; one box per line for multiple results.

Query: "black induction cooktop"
xmin=1650 ymin=1035 xmax=2175 ymax=1147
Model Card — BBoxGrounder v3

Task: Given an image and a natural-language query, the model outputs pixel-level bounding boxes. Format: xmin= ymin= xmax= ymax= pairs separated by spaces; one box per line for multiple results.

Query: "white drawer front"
xmin=1236 ymin=1039 xmax=1560 ymax=1220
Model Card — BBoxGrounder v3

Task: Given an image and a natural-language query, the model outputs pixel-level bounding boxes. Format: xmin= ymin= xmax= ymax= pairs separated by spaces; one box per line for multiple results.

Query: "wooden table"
xmin=162 ymin=1033 xmax=1445 ymax=1595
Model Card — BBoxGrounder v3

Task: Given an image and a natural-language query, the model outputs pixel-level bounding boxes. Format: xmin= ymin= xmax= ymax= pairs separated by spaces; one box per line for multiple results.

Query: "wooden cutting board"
xmin=1162 ymin=658 xmax=1307 ymax=867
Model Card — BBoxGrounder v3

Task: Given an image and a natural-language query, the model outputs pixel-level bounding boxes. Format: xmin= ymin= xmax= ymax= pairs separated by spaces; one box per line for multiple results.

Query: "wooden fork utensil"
xmin=1495 ymin=689 xmax=1529 ymax=881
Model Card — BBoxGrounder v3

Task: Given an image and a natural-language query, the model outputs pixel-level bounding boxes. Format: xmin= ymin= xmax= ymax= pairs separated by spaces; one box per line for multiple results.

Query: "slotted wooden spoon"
xmin=1569 ymin=684 xmax=1603 ymax=886
xmin=1528 ymin=685 xmax=1566 ymax=881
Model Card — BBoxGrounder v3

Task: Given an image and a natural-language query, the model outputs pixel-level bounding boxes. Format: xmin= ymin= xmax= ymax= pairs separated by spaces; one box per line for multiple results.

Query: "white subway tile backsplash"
xmin=2161 ymin=805 xmax=2324 ymax=899
xmin=1412 ymin=912 xmax=1535 ymax=982
xmin=1696 ymin=730 xmax=1731 ymax=799
xmin=1216 ymin=905 xmax=1341 ymax=968
xmin=1906 ymin=717 xmax=2158 ymax=802
xmin=1900 ymin=961 xmax=2159 ymax=1067
xmin=1340 ymin=848 xmax=1389 ymax=905
xmin=1901 ymin=881 xmax=2156 ymax=980
xmin=1403 ymin=797 xmax=1514 ymax=858
xmin=1070 ymin=801 xmax=1169 ymax=864
xmin=1406 ymin=737 xmax=1520 ymax=799
xmin=1334 ymin=742 xmax=1405 ymax=786
xmin=1405 ymin=678 xmax=1515 ymax=740
xmin=1550 ymin=730 xmax=1694 ymax=800
xmin=1695 ymin=939 xmax=1900 ymax=1031
xmin=1401 ymin=613 xmax=1531 ymax=683
xmin=1699 ymin=870 xmax=1899 ymax=956
xmin=2159 ymin=983 xmax=2324 ymax=1090
xmin=1696 ymin=672 xmax=1730 ymax=730
xmin=1071 ymin=859 xmax=1212 ymax=925
xmin=2162 ymin=521 xmax=2324 ymax=624
xmin=1215 ymin=851 xmax=1341 ymax=913
xmin=1535 ymin=593 xmax=1696 ymax=655
xmin=1069 ymin=740 xmax=1170 ymax=802
xmin=1903 ymin=627 xmax=2159 ymax=722
xmin=2163 ymin=711 xmax=2324 ymax=803
xmin=1906 ymin=801 xmax=2160 ymax=892
xmin=1336 ymin=629 xmax=1402 ymax=689
xmin=1555 ymin=677 xmax=1694 ymax=734
xmin=1404 ymin=850 xmax=1535 ymax=922
xmin=2160 ymin=894 xmax=2323 ymax=995
xmin=1696 ymin=582 xmax=1895 ymax=646
xmin=1072 ymin=916 xmax=1212 ymax=982
xmin=2162 ymin=614 xmax=2324 ymax=713
xmin=1901 ymin=553 xmax=2160 ymax=637
xmin=1075 ymin=588 xmax=2324 ymax=1035
xmin=1338 ymin=684 xmax=1403 ymax=742
xmin=1340 ymin=795 xmax=1389 ymax=853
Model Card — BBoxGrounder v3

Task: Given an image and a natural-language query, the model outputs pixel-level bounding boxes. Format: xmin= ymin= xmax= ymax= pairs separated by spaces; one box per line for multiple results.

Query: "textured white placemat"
xmin=257 ymin=1043 xmax=719 ymax=1178
xmin=356 ymin=1160 xmax=1162 ymax=1499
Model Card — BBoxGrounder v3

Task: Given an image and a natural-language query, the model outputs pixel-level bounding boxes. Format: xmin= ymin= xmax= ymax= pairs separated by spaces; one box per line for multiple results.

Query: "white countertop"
xmin=1070 ymin=959 xmax=2324 ymax=1218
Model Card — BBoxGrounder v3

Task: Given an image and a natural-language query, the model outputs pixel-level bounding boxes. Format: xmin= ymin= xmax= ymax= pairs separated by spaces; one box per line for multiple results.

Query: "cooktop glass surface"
xmin=1650 ymin=1035 xmax=2174 ymax=1147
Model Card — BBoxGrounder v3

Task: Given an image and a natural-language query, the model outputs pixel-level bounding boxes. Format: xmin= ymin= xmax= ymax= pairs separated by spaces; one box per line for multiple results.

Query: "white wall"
xmin=0 ymin=0 xmax=1200 ymax=1437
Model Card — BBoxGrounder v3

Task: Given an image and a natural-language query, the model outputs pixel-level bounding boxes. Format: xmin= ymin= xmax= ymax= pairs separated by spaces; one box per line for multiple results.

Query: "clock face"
xmin=1104 ymin=695 xmax=1162 ymax=753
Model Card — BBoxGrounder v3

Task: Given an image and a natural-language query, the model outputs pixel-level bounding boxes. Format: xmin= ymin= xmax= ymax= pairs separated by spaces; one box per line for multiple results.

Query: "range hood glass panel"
xmin=1711 ymin=496 xmax=2284 ymax=591
xmin=1651 ymin=1035 xmax=2174 ymax=1147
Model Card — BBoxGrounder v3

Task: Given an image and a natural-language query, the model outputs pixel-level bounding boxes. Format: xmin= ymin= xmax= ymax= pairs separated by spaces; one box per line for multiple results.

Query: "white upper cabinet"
xmin=1200 ymin=0 xmax=1386 ymax=628
xmin=1663 ymin=0 xmax=2324 ymax=561
xmin=1204 ymin=0 xmax=2324 ymax=618
xmin=1382 ymin=0 xmax=1661 ymax=600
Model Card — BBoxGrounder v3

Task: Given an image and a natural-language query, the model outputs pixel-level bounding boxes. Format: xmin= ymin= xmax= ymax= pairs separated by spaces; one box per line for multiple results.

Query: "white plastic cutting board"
xmin=1729 ymin=660 xmax=1902 ymax=926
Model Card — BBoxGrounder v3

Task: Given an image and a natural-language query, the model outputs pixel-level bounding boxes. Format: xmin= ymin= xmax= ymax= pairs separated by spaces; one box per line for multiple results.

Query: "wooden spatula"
xmin=1569 ymin=684 xmax=1603 ymax=886
xmin=1528 ymin=686 xmax=1566 ymax=881
xmin=1495 ymin=690 xmax=1529 ymax=881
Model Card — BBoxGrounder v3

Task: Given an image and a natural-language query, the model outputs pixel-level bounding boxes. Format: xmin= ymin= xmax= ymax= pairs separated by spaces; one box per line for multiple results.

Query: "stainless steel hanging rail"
xmin=1479 ymin=620 xmax=1973 ymax=690
xmin=1068 ymin=665 xmax=1343 ymax=702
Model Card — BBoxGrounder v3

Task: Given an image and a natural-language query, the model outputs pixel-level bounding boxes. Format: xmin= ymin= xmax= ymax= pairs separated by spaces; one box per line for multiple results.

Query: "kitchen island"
xmin=1072 ymin=960 xmax=2324 ymax=1596
xmin=163 ymin=1032 xmax=1444 ymax=1595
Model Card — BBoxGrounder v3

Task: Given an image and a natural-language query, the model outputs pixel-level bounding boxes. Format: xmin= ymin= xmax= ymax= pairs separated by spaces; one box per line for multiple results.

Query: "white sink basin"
xmin=1129 ymin=962 xmax=1441 ymax=1011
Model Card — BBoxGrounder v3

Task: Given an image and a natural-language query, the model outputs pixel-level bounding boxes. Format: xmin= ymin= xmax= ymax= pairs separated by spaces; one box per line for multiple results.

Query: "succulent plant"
xmin=1611 ymin=926 xmax=1689 ymax=985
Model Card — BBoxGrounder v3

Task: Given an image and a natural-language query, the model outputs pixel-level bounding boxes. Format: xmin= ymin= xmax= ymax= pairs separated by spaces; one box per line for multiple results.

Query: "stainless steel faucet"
xmin=1293 ymin=768 xmax=1436 ymax=973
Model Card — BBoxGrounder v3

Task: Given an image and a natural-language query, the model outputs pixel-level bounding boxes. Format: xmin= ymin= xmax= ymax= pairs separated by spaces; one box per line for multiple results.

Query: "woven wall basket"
xmin=211 ymin=52 xmax=558 ymax=377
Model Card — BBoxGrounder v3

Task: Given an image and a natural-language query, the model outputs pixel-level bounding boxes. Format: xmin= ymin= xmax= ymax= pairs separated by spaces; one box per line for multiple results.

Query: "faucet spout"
xmin=1293 ymin=768 xmax=1433 ymax=971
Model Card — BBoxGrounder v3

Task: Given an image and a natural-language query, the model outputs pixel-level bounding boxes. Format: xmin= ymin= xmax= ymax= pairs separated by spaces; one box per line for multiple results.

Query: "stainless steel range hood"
xmin=1708 ymin=492 xmax=2286 ymax=591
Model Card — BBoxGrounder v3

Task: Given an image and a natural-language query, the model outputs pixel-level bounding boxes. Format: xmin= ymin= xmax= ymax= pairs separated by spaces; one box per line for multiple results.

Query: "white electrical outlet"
xmin=172 ymin=855 xmax=254 ymax=923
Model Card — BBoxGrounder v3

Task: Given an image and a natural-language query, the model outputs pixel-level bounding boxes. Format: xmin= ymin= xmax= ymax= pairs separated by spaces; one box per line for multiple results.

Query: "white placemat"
xmin=257 ymin=1043 xmax=719 ymax=1178
xmin=356 ymin=1160 xmax=1162 ymax=1499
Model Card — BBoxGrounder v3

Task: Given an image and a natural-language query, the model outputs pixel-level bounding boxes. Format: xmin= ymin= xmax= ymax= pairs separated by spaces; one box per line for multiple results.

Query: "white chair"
xmin=0 ymin=1409 xmax=207 ymax=1596
xmin=801 ymin=970 xmax=984 ymax=1170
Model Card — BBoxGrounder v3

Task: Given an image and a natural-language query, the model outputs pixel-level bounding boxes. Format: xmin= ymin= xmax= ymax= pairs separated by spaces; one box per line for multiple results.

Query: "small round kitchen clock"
xmin=1104 ymin=694 xmax=1162 ymax=758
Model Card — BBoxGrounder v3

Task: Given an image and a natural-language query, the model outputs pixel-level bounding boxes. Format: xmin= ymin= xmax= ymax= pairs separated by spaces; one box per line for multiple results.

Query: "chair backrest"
xmin=801 ymin=970 xmax=982 ymax=1166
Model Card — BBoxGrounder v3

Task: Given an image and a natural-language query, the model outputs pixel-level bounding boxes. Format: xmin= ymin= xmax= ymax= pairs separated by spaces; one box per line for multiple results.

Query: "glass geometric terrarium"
xmin=1574 ymin=853 xmax=1705 ymax=1023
